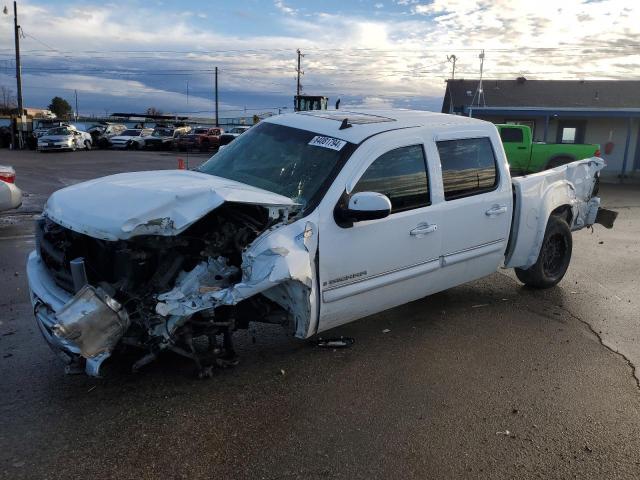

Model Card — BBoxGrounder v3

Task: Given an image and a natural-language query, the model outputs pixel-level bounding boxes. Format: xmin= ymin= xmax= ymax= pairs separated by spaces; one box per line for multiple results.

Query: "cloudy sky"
xmin=0 ymin=0 xmax=638 ymax=117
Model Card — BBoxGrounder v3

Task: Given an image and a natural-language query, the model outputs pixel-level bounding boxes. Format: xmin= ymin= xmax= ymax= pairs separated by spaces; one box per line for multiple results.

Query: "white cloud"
xmin=0 ymin=0 xmax=638 ymax=114
xmin=274 ymin=0 xmax=297 ymax=16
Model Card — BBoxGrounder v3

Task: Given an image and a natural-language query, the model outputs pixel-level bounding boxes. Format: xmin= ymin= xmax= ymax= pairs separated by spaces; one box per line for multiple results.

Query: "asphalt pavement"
xmin=1 ymin=149 xmax=639 ymax=479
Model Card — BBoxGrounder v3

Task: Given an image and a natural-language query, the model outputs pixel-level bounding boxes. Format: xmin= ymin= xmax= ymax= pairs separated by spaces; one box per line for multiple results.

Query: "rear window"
xmin=437 ymin=137 xmax=498 ymax=201
xmin=499 ymin=127 xmax=523 ymax=143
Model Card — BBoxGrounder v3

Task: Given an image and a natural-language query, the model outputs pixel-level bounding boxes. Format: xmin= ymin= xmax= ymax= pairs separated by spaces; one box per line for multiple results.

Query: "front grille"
xmin=36 ymin=218 xmax=164 ymax=295
xmin=36 ymin=218 xmax=121 ymax=293
xmin=36 ymin=218 xmax=75 ymax=292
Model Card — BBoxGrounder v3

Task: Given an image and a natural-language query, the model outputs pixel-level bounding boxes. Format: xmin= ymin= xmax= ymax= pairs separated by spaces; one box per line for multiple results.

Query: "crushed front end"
xmin=27 ymin=202 xmax=317 ymax=378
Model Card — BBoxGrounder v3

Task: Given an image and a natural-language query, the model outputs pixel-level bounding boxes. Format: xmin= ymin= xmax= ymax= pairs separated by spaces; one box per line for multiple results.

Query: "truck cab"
xmin=497 ymin=124 xmax=600 ymax=174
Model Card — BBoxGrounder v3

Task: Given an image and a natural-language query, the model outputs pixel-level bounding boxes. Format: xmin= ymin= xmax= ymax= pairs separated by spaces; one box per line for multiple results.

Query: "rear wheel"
xmin=515 ymin=215 xmax=572 ymax=289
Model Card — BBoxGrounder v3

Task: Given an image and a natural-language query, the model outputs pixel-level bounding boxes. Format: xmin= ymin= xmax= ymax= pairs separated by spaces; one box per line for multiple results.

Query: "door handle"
xmin=410 ymin=223 xmax=437 ymax=237
xmin=517 ymin=146 xmax=527 ymax=150
xmin=485 ymin=205 xmax=507 ymax=216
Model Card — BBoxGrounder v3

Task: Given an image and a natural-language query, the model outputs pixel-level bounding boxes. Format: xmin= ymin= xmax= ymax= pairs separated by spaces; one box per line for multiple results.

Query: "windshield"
xmin=197 ymin=122 xmax=354 ymax=209
xmin=152 ymin=128 xmax=173 ymax=137
xmin=229 ymin=127 xmax=247 ymax=134
xmin=194 ymin=128 xmax=208 ymax=134
xmin=47 ymin=127 xmax=73 ymax=136
xmin=121 ymin=129 xmax=141 ymax=136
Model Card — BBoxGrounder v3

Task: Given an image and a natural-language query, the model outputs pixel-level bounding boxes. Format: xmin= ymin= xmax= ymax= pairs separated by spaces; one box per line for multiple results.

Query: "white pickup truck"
xmin=27 ymin=110 xmax=612 ymax=377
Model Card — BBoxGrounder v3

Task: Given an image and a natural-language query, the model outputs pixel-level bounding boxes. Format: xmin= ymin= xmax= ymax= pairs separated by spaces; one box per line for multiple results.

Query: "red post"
xmin=177 ymin=158 xmax=185 ymax=170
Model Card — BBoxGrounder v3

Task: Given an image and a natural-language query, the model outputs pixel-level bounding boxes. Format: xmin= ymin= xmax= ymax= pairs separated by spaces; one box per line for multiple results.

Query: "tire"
xmin=84 ymin=140 xmax=92 ymax=150
xmin=515 ymin=216 xmax=572 ymax=289
xmin=200 ymin=141 xmax=209 ymax=153
xmin=130 ymin=141 xmax=139 ymax=150
xmin=545 ymin=156 xmax=573 ymax=169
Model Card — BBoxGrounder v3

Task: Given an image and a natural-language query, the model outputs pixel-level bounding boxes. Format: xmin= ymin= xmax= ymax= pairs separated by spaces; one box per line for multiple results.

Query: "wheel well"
xmin=550 ymin=204 xmax=572 ymax=226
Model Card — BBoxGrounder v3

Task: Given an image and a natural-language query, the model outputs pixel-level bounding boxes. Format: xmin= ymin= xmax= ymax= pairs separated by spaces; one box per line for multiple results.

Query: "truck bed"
xmin=505 ymin=157 xmax=604 ymax=269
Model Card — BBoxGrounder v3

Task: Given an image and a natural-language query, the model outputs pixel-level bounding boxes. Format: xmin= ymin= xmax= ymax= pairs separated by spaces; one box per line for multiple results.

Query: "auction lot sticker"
xmin=308 ymin=136 xmax=347 ymax=151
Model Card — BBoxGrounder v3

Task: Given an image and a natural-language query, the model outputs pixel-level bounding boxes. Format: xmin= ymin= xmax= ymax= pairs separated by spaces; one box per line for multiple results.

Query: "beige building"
xmin=442 ymin=79 xmax=640 ymax=180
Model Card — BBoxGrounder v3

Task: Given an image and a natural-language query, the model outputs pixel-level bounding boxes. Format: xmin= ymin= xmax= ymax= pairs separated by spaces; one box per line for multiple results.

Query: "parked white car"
xmin=218 ymin=126 xmax=250 ymax=147
xmin=37 ymin=126 xmax=92 ymax=152
xmin=26 ymin=110 xmax=613 ymax=377
xmin=109 ymin=128 xmax=154 ymax=149
xmin=0 ymin=166 xmax=22 ymax=212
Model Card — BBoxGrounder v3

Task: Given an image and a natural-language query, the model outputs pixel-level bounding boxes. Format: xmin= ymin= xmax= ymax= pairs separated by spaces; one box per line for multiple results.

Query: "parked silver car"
xmin=37 ymin=126 xmax=93 ymax=152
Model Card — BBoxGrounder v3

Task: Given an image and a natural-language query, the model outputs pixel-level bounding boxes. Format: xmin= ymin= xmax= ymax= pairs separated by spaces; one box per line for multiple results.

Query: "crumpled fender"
xmin=155 ymin=215 xmax=319 ymax=339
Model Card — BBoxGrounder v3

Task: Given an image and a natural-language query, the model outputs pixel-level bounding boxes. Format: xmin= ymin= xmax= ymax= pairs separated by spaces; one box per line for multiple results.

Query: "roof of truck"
xmin=266 ymin=109 xmax=484 ymax=144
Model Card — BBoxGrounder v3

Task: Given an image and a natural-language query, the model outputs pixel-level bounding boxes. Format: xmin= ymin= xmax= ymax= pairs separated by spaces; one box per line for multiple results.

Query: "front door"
xmin=317 ymin=133 xmax=444 ymax=332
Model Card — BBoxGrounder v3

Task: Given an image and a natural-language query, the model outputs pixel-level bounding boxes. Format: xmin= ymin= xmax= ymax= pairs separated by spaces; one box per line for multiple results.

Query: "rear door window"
xmin=437 ymin=137 xmax=498 ymax=201
xmin=499 ymin=127 xmax=523 ymax=143
xmin=352 ymin=145 xmax=430 ymax=213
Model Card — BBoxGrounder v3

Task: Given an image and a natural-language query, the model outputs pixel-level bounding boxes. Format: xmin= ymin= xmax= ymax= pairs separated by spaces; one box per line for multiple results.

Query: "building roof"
xmin=268 ymin=109 xmax=483 ymax=144
xmin=442 ymin=79 xmax=640 ymax=113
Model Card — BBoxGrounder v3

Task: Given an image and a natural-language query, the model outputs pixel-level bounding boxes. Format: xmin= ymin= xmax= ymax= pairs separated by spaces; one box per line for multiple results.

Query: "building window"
xmin=437 ymin=137 xmax=499 ymax=201
xmin=556 ymin=120 xmax=586 ymax=144
xmin=561 ymin=127 xmax=577 ymax=143
xmin=352 ymin=145 xmax=430 ymax=213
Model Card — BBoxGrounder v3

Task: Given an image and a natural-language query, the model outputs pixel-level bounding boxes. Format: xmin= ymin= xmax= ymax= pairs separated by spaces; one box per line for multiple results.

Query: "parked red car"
xmin=174 ymin=127 xmax=223 ymax=152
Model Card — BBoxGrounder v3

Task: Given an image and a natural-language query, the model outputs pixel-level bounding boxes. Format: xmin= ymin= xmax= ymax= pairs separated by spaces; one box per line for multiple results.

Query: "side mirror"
xmin=341 ymin=191 xmax=391 ymax=223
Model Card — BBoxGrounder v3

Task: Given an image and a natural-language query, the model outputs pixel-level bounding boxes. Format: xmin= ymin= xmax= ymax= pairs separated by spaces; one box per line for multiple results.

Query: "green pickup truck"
xmin=496 ymin=124 xmax=600 ymax=174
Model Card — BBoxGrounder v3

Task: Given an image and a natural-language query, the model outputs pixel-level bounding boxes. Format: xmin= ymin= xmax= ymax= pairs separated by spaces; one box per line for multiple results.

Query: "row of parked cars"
xmin=34 ymin=122 xmax=251 ymax=153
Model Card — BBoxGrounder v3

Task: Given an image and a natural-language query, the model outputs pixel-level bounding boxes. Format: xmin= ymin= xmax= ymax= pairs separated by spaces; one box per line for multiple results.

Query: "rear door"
xmin=432 ymin=132 xmax=512 ymax=289
xmin=499 ymin=126 xmax=530 ymax=172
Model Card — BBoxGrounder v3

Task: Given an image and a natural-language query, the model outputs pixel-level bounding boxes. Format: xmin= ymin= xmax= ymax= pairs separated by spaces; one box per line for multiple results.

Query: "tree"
xmin=146 ymin=107 xmax=163 ymax=116
xmin=0 ymin=86 xmax=16 ymax=115
xmin=48 ymin=96 xmax=73 ymax=119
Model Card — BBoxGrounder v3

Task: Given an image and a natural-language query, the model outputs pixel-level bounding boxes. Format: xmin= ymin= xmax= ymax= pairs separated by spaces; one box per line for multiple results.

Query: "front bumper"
xmin=38 ymin=142 xmax=72 ymax=151
xmin=26 ymin=250 xmax=109 ymax=376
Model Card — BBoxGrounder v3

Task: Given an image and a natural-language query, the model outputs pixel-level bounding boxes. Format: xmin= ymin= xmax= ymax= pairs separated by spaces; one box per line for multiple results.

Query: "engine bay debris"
xmin=33 ymin=201 xmax=318 ymax=377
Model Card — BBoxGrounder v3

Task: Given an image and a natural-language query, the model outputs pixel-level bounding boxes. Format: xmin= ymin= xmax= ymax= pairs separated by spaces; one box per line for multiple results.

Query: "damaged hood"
xmin=44 ymin=170 xmax=295 ymax=240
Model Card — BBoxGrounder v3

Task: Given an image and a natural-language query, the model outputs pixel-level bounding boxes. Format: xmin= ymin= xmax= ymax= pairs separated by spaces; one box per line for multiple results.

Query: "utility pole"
xmin=214 ymin=66 xmax=219 ymax=127
xmin=446 ymin=54 xmax=457 ymax=80
xmin=295 ymin=49 xmax=304 ymax=111
xmin=74 ymin=89 xmax=78 ymax=121
xmin=472 ymin=49 xmax=486 ymax=108
xmin=5 ymin=1 xmax=24 ymax=148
